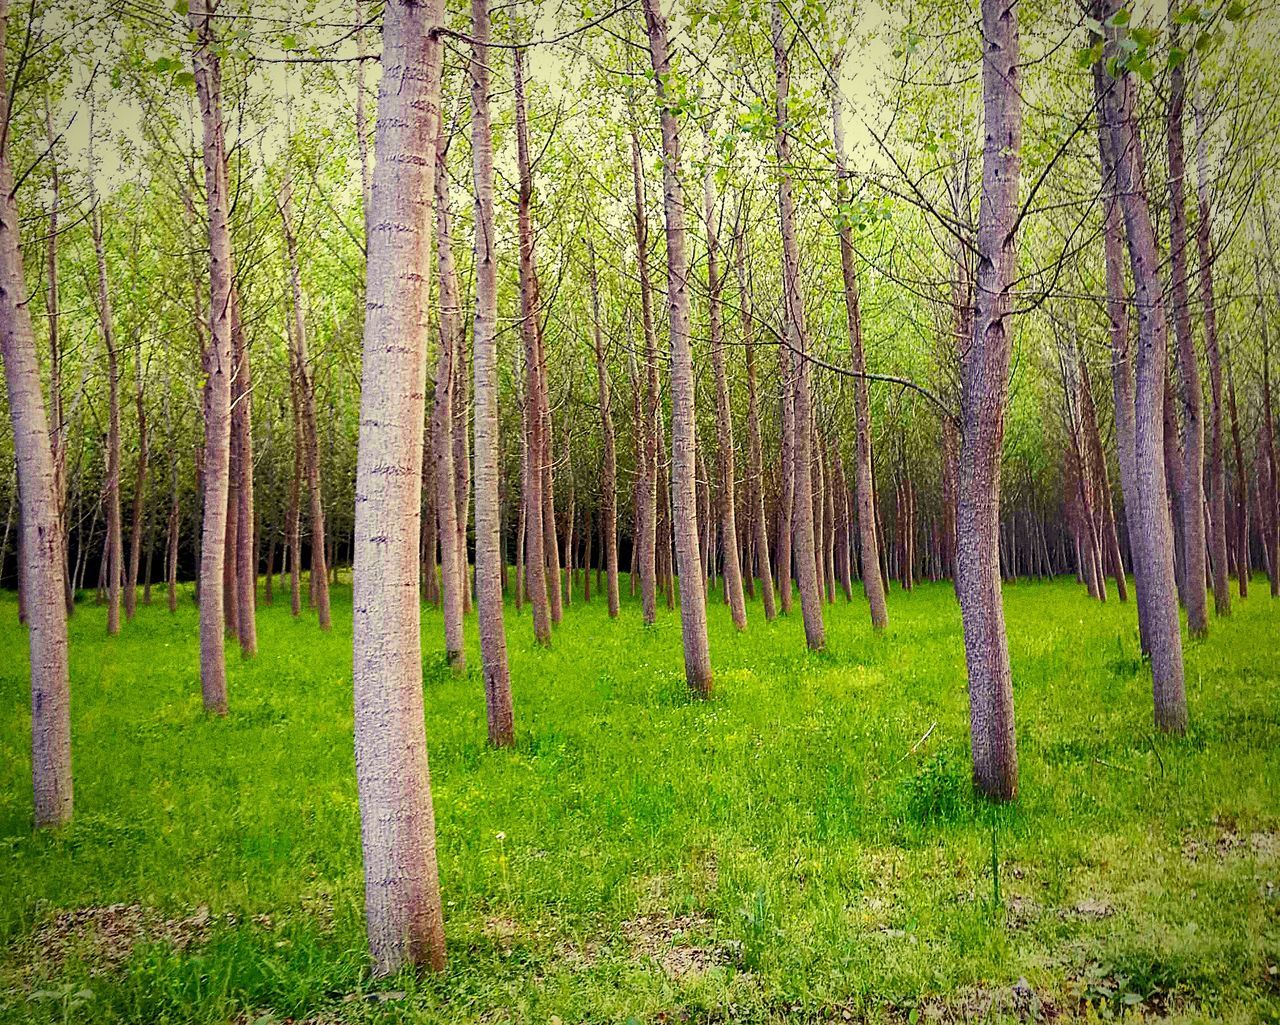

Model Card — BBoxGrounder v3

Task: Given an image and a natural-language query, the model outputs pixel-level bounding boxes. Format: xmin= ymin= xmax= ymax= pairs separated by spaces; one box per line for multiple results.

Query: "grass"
xmin=1 ymin=572 xmax=1278 ymax=1023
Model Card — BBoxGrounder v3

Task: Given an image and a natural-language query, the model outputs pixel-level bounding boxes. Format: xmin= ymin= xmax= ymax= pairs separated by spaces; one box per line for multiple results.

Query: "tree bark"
xmin=587 ymin=242 xmax=621 ymax=617
xmin=1096 ymin=10 xmax=1188 ymax=732
xmin=631 ymin=132 xmax=660 ymax=627
xmin=513 ymin=49 xmax=552 ymax=646
xmin=469 ymin=0 xmax=513 ymax=746
xmin=352 ymin=0 xmax=448 ymax=976
xmin=956 ymin=0 xmax=1022 ymax=801
xmin=1166 ymin=9 xmax=1209 ymax=636
xmin=641 ymin=0 xmax=712 ymax=694
xmin=770 ymin=2 xmax=823 ymax=649
xmin=90 ymin=208 xmax=123 ymax=637
xmin=1 ymin=0 xmax=73 ymax=825
xmin=230 ymin=289 xmax=256 ymax=654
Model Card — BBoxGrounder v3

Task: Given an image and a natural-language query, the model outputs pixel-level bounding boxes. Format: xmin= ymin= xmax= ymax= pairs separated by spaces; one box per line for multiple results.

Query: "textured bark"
xmin=277 ymin=171 xmax=331 ymax=629
xmin=630 ymin=134 xmax=660 ymax=626
xmin=469 ymin=0 xmax=513 ymax=746
xmin=352 ymin=0 xmax=448 ymax=977
xmin=1097 ymin=12 xmax=1188 ymax=732
xmin=1226 ymin=344 xmax=1249 ymax=596
xmin=190 ymin=0 xmax=233 ymax=713
xmin=90 ymin=209 xmax=123 ymax=636
xmin=641 ymin=0 xmax=712 ymax=694
xmin=513 ymin=49 xmax=552 ymax=646
xmin=1078 ymin=351 xmax=1127 ymax=601
xmin=230 ymin=290 xmax=256 ymax=655
xmin=1193 ymin=101 xmax=1228 ymax=615
xmin=433 ymin=125 xmax=465 ymax=671
xmin=831 ymin=74 xmax=888 ymax=628
xmin=1 ymin=0 xmax=73 ymax=825
xmin=702 ymin=167 xmax=746 ymax=630
xmin=1166 ymin=13 xmax=1208 ymax=636
xmin=771 ymin=1 xmax=823 ymax=649
xmin=956 ymin=0 xmax=1021 ymax=801
xmin=735 ymin=228 xmax=776 ymax=620
xmin=454 ymin=329 xmax=472 ymax=615
xmin=587 ymin=243 xmax=620 ymax=617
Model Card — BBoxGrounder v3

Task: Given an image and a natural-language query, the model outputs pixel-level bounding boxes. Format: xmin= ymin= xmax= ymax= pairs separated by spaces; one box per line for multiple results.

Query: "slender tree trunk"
xmin=1166 ymin=10 xmax=1208 ymax=636
xmin=90 ymin=209 xmax=123 ymax=637
xmin=641 ymin=0 xmax=712 ymax=694
xmin=230 ymin=290 xmax=256 ymax=655
xmin=771 ymin=2 xmax=823 ymax=649
xmin=1096 ymin=10 xmax=1188 ymax=732
xmin=432 ymin=125 xmax=465 ymax=671
xmin=1 ymin=0 xmax=73 ymax=825
xmin=469 ymin=0 xmax=513 ymax=745
xmin=587 ymin=242 xmax=620 ymax=617
xmin=831 ymin=71 xmax=888 ymax=628
xmin=352 ymin=0 xmax=448 ymax=976
xmin=513 ymin=49 xmax=551 ymax=645
xmin=702 ymin=167 xmax=746 ymax=630
xmin=1226 ymin=343 xmax=1249 ymax=597
xmin=956 ymin=0 xmax=1022 ymax=801
xmin=735 ymin=228 xmax=776 ymax=620
xmin=125 ymin=333 xmax=148 ymax=621
xmin=190 ymin=0 xmax=234 ymax=713
xmin=631 ymin=133 xmax=660 ymax=627
xmin=277 ymin=171 xmax=331 ymax=629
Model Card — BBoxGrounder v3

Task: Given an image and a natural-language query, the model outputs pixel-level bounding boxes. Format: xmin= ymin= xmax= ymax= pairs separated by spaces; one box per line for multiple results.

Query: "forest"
xmin=1 ymin=0 xmax=1279 ymax=1021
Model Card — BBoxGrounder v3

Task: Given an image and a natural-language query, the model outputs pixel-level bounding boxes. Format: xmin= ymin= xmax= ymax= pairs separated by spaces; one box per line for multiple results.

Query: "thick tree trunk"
xmin=587 ymin=242 xmax=620 ymax=617
xmin=1 ymin=0 xmax=73 ymax=825
xmin=469 ymin=0 xmax=513 ymax=745
xmin=513 ymin=49 xmax=552 ymax=645
xmin=956 ymin=0 xmax=1022 ymax=801
xmin=641 ymin=0 xmax=712 ymax=694
xmin=1166 ymin=13 xmax=1208 ymax=636
xmin=1097 ymin=11 xmax=1188 ymax=732
xmin=771 ymin=1 xmax=823 ymax=650
xmin=352 ymin=0 xmax=448 ymax=976
xmin=735 ymin=229 xmax=776 ymax=620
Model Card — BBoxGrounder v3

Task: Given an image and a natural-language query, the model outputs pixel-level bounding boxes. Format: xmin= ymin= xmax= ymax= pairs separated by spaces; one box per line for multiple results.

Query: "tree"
xmin=955 ymin=0 xmax=1023 ymax=801
xmin=469 ymin=0 xmax=514 ymax=747
xmin=587 ymin=241 xmax=621 ymax=618
xmin=189 ymin=0 xmax=234 ymax=715
xmin=0 ymin=0 xmax=73 ymax=827
xmin=641 ymin=0 xmax=712 ymax=695
xmin=352 ymin=0 xmax=448 ymax=976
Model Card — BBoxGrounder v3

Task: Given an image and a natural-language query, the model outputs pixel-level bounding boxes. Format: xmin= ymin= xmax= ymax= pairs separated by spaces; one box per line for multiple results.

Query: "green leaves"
xmin=1225 ymin=0 xmax=1247 ymax=21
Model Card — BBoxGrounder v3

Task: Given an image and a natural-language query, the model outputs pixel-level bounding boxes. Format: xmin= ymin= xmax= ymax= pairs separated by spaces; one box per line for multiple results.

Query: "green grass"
xmin=1 ymin=573 xmax=1278 ymax=1023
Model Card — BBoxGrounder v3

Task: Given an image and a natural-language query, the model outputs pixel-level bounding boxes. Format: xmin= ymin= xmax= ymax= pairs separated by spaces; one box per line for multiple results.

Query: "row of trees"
xmin=1 ymin=0 xmax=1278 ymax=974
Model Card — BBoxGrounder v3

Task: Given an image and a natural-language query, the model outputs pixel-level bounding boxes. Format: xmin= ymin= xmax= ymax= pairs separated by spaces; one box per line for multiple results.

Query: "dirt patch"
xmin=621 ymin=911 xmax=740 ymax=978
xmin=893 ymin=978 xmax=1062 ymax=1022
xmin=1183 ymin=829 xmax=1280 ymax=863
xmin=30 ymin=903 xmax=216 ymax=975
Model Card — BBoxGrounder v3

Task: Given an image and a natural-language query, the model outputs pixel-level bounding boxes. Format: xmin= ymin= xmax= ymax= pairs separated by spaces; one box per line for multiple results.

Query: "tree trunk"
xmin=770 ymin=2 xmax=823 ymax=650
xmin=735 ymin=227 xmax=776 ymax=620
xmin=432 ymin=124 xmax=465 ymax=671
xmin=230 ymin=289 xmax=256 ymax=655
xmin=469 ymin=0 xmax=513 ymax=746
xmin=587 ymin=242 xmax=620 ymax=617
xmin=513 ymin=49 xmax=552 ymax=646
xmin=641 ymin=0 xmax=712 ymax=694
xmin=1096 ymin=10 xmax=1188 ymax=732
xmin=631 ymin=132 xmax=660 ymax=627
xmin=352 ymin=0 xmax=448 ymax=976
xmin=277 ymin=170 xmax=331 ymax=629
xmin=1166 ymin=10 xmax=1208 ymax=636
xmin=702 ymin=167 xmax=746 ymax=630
xmin=125 ymin=334 xmax=148 ymax=621
xmin=91 ymin=208 xmax=123 ymax=637
xmin=1 ymin=0 xmax=73 ymax=825
xmin=1226 ymin=343 xmax=1249 ymax=597
xmin=956 ymin=0 xmax=1022 ymax=801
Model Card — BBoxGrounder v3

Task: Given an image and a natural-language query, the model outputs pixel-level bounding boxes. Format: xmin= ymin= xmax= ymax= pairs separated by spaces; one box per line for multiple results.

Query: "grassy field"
xmin=0 ymin=573 xmax=1277 ymax=1023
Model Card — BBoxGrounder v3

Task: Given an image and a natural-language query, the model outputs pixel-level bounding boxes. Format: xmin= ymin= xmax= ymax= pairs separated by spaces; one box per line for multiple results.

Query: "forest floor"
xmin=1 ymin=575 xmax=1278 ymax=1024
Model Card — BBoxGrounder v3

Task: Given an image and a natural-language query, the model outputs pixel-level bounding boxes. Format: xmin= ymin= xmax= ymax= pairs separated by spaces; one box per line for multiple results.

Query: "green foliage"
xmin=2 ymin=579 xmax=1279 ymax=1022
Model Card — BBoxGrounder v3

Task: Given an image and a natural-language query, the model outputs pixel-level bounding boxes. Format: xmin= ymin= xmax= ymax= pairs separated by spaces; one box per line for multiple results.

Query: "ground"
xmin=1 ymin=574 xmax=1278 ymax=1024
